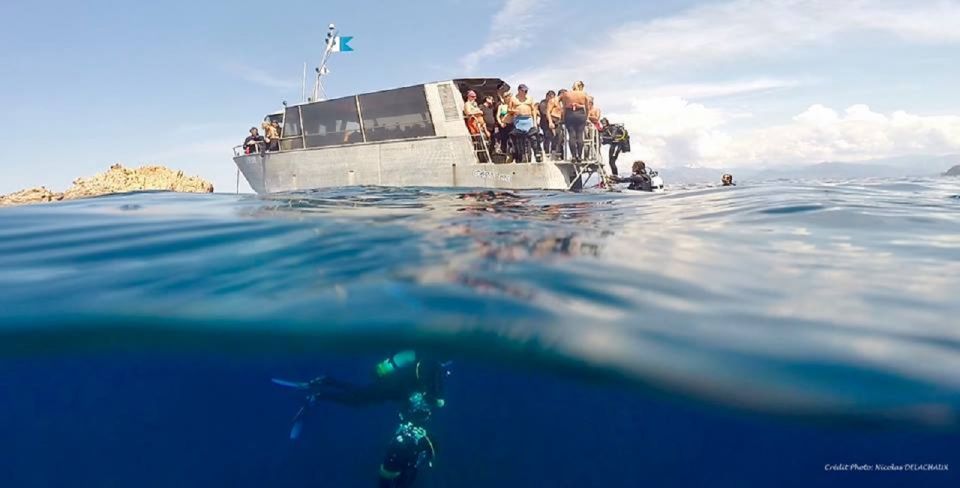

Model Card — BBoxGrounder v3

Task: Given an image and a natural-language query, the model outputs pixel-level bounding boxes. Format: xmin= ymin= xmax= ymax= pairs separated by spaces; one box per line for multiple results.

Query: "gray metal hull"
xmin=234 ymin=135 xmax=582 ymax=193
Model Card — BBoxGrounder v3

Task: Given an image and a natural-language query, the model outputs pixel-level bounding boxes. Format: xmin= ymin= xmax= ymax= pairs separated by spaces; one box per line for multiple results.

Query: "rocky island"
xmin=944 ymin=164 xmax=960 ymax=177
xmin=0 ymin=164 xmax=214 ymax=206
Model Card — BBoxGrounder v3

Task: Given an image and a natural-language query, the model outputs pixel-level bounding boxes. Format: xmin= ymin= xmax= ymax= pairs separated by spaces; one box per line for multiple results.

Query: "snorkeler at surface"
xmin=722 ymin=173 xmax=736 ymax=186
xmin=611 ymin=160 xmax=653 ymax=191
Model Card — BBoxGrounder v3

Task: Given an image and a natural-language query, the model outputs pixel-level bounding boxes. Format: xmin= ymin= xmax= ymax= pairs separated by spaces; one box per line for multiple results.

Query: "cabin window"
xmin=300 ymin=96 xmax=363 ymax=148
xmin=280 ymin=106 xmax=304 ymax=150
xmin=266 ymin=113 xmax=284 ymax=126
xmin=358 ymin=86 xmax=435 ymax=142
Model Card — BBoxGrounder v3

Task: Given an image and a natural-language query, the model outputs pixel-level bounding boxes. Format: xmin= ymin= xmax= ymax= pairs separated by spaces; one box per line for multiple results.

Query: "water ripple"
xmin=1 ymin=177 xmax=959 ymax=428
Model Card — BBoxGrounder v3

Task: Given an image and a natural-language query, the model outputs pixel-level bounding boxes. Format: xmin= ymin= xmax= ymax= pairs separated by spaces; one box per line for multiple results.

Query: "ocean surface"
xmin=1 ymin=177 xmax=958 ymax=487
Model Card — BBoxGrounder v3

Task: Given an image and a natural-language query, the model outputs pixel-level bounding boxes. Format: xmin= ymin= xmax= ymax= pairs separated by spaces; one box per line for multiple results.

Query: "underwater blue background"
xmin=1 ymin=180 xmax=958 ymax=487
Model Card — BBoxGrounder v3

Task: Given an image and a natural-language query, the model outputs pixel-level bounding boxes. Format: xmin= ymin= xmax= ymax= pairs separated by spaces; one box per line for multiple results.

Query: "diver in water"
xmin=611 ymin=160 xmax=653 ymax=191
xmin=273 ymin=351 xmax=449 ymax=488
xmin=722 ymin=173 xmax=736 ymax=186
xmin=378 ymin=391 xmax=437 ymax=488
xmin=275 ymin=351 xmax=447 ymax=411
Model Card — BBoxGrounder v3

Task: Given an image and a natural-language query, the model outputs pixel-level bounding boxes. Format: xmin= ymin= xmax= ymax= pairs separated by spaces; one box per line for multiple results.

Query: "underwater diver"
xmin=611 ymin=160 xmax=653 ymax=191
xmin=273 ymin=351 xmax=447 ymax=413
xmin=273 ymin=351 xmax=449 ymax=487
xmin=722 ymin=173 xmax=736 ymax=186
xmin=378 ymin=392 xmax=437 ymax=488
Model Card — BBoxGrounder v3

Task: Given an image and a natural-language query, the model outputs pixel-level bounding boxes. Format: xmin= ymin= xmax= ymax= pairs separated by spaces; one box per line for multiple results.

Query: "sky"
xmin=2 ymin=0 xmax=959 ymax=194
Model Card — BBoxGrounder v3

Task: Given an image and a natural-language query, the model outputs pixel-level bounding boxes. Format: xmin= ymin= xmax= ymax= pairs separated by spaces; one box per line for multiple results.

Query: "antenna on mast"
xmin=312 ymin=23 xmax=338 ymax=102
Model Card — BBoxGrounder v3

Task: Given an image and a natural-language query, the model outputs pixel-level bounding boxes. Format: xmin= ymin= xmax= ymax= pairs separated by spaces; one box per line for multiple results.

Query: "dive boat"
xmin=232 ymin=78 xmax=608 ymax=194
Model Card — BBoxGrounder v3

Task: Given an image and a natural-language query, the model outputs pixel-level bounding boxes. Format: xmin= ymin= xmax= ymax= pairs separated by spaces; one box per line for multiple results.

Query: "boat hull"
xmin=234 ymin=136 xmax=582 ymax=193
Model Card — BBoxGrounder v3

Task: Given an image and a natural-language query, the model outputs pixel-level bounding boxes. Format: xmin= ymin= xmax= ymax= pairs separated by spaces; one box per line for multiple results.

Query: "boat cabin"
xmin=245 ymin=78 xmax=510 ymax=161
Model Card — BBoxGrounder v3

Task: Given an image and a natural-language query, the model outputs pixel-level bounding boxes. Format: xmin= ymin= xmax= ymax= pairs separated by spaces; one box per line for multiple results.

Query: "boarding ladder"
xmin=466 ymin=115 xmax=494 ymax=164
xmin=566 ymin=126 xmax=616 ymax=191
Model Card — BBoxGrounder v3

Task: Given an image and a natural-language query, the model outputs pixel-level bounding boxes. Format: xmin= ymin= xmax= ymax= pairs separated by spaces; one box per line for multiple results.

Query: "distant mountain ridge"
xmin=746 ymin=155 xmax=960 ymax=181
xmin=654 ymin=154 xmax=960 ymax=185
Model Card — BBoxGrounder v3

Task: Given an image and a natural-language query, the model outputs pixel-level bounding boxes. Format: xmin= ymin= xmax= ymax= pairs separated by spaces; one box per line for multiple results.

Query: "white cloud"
xmin=496 ymin=0 xmax=960 ymax=167
xmin=615 ymin=79 xmax=801 ymax=102
xmin=606 ymin=97 xmax=734 ymax=165
xmin=727 ymin=104 xmax=960 ymax=165
xmin=609 ymin=100 xmax=960 ymax=167
xmin=511 ymin=0 xmax=960 ymax=88
xmin=583 ymin=78 xmax=803 ymax=114
xmin=461 ymin=0 xmax=543 ymax=72
xmin=224 ymin=63 xmax=300 ymax=90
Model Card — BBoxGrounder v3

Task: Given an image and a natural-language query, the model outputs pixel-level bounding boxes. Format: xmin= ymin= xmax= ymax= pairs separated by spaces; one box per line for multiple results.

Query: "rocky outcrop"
xmin=1 ymin=164 xmax=214 ymax=206
xmin=0 ymin=187 xmax=64 ymax=205
xmin=944 ymin=165 xmax=960 ymax=177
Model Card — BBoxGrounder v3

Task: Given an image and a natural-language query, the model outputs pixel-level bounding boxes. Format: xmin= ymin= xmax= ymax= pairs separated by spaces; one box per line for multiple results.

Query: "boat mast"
xmin=312 ymin=23 xmax=338 ymax=102
xmin=300 ymin=62 xmax=307 ymax=103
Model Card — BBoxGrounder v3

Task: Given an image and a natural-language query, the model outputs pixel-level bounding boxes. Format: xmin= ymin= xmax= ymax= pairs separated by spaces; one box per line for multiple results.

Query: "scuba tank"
xmin=376 ymin=350 xmax=417 ymax=378
xmin=649 ymin=170 xmax=664 ymax=192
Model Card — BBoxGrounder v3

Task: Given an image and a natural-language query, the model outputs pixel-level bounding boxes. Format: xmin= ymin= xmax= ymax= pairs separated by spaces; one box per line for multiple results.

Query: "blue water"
xmin=1 ymin=178 xmax=958 ymax=487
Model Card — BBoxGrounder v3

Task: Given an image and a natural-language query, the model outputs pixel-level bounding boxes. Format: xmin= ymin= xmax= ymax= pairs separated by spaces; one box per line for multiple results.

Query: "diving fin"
xmin=273 ymin=376 xmax=325 ymax=440
xmin=272 ymin=376 xmax=328 ymax=391
xmin=271 ymin=378 xmax=312 ymax=390
xmin=289 ymin=406 xmax=306 ymax=440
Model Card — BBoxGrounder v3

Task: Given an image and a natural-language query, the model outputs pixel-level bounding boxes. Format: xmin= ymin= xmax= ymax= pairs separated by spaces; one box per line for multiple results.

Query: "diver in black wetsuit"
xmin=273 ymin=351 xmax=448 ymax=488
xmin=304 ymin=351 xmax=446 ymax=409
xmin=611 ymin=160 xmax=653 ymax=191
xmin=378 ymin=391 xmax=437 ymax=488
xmin=599 ymin=118 xmax=630 ymax=176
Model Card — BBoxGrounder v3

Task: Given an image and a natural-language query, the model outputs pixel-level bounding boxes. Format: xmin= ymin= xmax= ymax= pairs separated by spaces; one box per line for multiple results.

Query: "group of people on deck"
xmin=463 ymin=80 xmax=607 ymax=165
xmin=462 ymin=80 xmax=739 ymax=190
xmin=243 ymin=120 xmax=282 ymax=154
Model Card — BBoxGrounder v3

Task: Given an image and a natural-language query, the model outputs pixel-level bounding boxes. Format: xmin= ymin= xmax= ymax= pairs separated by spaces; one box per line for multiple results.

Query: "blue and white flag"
xmin=330 ymin=36 xmax=354 ymax=52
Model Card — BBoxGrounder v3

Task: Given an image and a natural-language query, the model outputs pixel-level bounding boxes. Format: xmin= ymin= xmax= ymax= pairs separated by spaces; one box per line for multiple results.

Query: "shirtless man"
xmin=263 ymin=121 xmax=280 ymax=152
xmin=588 ymin=103 xmax=601 ymax=129
xmin=509 ymin=84 xmax=539 ymax=162
xmin=561 ymin=81 xmax=591 ymax=162
xmin=550 ymin=89 xmax=566 ymax=159
xmin=585 ymin=100 xmax=602 ymax=159
xmin=538 ymin=91 xmax=555 ymax=158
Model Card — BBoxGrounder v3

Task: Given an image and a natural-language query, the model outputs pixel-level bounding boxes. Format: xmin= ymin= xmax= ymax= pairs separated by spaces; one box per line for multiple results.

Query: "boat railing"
xmin=233 ymin=142 xmax=279 ymax=156
xmin=584 ymin=123 xmax=602 ymax=163
xmin=233 ymin=144 xmax=259 ymax=157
